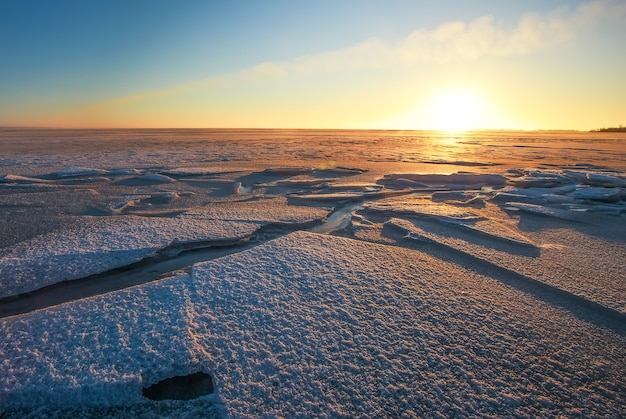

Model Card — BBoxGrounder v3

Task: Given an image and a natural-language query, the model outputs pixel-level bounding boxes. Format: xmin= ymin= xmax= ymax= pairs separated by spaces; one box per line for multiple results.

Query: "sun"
xmin=371 ymin=84 xmax=521 ymax=131
xmin=429 ymin=86 xmax=489 ymax=132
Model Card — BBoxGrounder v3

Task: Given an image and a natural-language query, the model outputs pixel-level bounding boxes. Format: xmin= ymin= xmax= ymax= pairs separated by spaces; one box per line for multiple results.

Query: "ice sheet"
xmin=1 ymin=130 xmax=625 ymax=417
xmin=2 ymin=232 xmax=624 ymax=417
xmin=0 ymin=197 xmax=329 ymax=298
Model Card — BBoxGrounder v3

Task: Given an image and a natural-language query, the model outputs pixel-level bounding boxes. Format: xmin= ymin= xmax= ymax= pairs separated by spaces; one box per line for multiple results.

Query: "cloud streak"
xmin=73 ymin=0 xmax=625 ymax=116
xmin=287 ymin=0 xmax=626 ymax=71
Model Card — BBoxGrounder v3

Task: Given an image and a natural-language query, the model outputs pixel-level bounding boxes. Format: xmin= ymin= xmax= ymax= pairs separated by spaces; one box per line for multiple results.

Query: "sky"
xmin=1 ymin=0 xmax=625 ymax=130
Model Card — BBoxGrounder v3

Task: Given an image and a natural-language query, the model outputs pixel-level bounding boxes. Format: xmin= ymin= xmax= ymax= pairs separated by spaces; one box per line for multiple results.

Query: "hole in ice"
xmin=142 ymin=371 xmax=214 ymax=401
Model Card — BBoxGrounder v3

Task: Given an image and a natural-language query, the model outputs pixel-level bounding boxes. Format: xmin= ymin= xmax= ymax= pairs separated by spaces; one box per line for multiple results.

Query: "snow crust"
xmin=2 ymin=232 xmax=624 ymax=417
xmin=0 ymin=273 xmax=223 ymax=416
xmin=355 ymin=169 xmax=626 ymax=314
xmin=1 ymin=130 xmax=625 ymax=417
xmin=0 ymin=197 xmax=328 ymax=298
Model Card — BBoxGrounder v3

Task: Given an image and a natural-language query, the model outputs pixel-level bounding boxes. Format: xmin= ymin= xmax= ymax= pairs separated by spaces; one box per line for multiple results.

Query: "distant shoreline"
xmin=0 ymin=126 xmax=594 ymax=133
xmin=591 ymin=126 xmax=626 ymax=133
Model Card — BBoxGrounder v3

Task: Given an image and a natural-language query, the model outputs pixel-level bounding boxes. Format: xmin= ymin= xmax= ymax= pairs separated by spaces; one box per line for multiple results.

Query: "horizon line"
xmin=0 ymin=126 xmax=601 ymax=133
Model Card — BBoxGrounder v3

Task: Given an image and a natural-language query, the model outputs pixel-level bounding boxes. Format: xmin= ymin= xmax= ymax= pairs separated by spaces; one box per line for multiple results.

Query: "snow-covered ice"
xmin=1 ymin=232 xmax=624 ymax=417
xmin=0 ymin=197 xmax=330 ymax=298
xmin=0 ymin=129 xmax=625 ymax=417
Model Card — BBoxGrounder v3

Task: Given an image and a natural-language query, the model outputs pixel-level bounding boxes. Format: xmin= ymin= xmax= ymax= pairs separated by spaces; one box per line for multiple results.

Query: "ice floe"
xmin=503 ymin=202 xmax=583 ymax=221
xmin=115 ymin=173 xmax=177 ymax=185
xmin=1 ymin=129 xmax=625 ymax=417
xmin=108 ymin=168 xmax=143 ymax=176
xmin=2 ymin=232 xmax=623 ymax=417
xmin=382 ymin=172 xmax=508 ymax=188
xmin=364 ymin=198 xmax=485 ymax=223
xmin=49 ymin=167 xmax=109 ymax=178
xmin=161 ymin=167 xmax=235 ymax=177
xmin=0 ymin=273 xmax=216 ymax=410
xmin=571 ymin=186 xmax=624 ymax=201
xmin=263 ymin=166 xmax=315 ymax=175
xmin=0 ymin=174 xmax=52 ymax=184
xmin=487 ymin=169 xmax=626 ymax=218
xmin=0 ymin=198 xmax=330 ymax=298
xmin=431 ymin=191 xmax=486 ymax=207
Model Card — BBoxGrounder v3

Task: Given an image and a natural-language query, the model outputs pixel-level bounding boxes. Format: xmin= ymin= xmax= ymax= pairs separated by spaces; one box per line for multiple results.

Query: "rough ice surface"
xmin=50 ymin=167 xmax=109 ymax=178
xmin=503 ymin=202 xmax=583 ymax=221
xmin=381 ymin=172 xmax=508 ymax=187
xmin=0 ymin=197 xmax=329 ymax=298
xmin=1 ymin=130 xmax=625 ymax=417
xmin=1 ymin=232 xmax=624 ymax=417
xmin=351 ymin=168 xmax=626 ymax=314
xmin=364 ymin=197 xmax=485 ymax=223
xmin=0 ymin=273 xmax=224 ymax=417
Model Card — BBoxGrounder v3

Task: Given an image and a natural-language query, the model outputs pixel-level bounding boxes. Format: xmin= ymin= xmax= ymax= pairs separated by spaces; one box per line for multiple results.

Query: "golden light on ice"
xmin=430 ymin=86 xmax=489 ymax=132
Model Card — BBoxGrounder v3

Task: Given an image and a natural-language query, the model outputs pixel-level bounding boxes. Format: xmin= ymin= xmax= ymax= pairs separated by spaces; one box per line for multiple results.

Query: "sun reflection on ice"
xmin=424 ymin=131 xmax=479 ymax=164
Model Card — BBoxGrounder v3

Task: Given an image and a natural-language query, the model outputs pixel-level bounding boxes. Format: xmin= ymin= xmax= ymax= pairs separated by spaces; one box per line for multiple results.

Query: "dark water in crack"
xmin=0 ymin=208 xmax=357 ymax=318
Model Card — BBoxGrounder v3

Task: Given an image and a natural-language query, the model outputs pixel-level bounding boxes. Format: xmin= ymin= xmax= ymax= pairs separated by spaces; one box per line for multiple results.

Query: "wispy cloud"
xmin=286 ymin=0 xmax=626 ymax=71
xmin=73 ymin=0 xmax=625 ymax=115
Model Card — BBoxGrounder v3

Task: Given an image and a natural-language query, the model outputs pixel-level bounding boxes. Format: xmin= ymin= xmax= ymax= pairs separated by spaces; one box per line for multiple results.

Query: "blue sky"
xmin=1 ymin=0 xmax=625 ymax=129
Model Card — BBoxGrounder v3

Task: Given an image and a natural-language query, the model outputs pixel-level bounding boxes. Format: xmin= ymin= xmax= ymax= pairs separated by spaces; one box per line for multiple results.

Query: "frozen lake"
xmin=1 ymin=129 xmax=625 ymax=417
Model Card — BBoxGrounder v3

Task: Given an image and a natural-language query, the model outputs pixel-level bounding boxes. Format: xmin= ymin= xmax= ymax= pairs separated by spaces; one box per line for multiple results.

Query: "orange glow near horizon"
xmin=375 ymin=85 xmax=522 ymax=132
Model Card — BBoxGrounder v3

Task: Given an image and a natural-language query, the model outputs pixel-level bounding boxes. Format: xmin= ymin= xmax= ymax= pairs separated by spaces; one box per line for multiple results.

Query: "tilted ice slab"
xmin=161 ymin=167 xmax=238 ymax=177
xmin=381 ymin=172 xmax=507 ymax=188
xmin=571 ymin=186 xmax=624 ymax=201
xmin=0 ymin=273 xmax=222 ymax=416
xmin=385 ymin=216 xmax=535 ymax=248
xmin=503 ymin=169 xmax=626 ymax=202
xmin=0 ymin=216 xmax=258 ymax=299
xmin=376 ymin=210 xmax=626 ymax=314
xmin=563 ymin=170 xmax=626 ymax=187
xmin=287 ymin=190 xmax=405 ymax=203
xmin=90 ymin=192 xmax=184 ymax=216
xmin=506 ymin=169 xmax=626 ymax=189
xmin=113 ymin=173 xmax=176 ymax=185
xmin=363 ymin=197 xmax=484 ymax=223
xmin=49 ymin=167 xmax=109 ymax=178
xmin=2 ymin=232 xmax=624 ymax=417
xmin=492 ymin=168 xmax=626 ymax=217
xmin=503 ymin=202 xmax=583 ymax=221
xmin=189 ymin=232 xmax=625 ymax=417
xmin=180 ymin=197 xmax=330 ymax=226
xmin=430 ymin=190 xmax=487 ymax=207
xmin=0 ymin=174 xmax=53 ymax=184
xmin=0 ymin=198 xmax=329 ymax=299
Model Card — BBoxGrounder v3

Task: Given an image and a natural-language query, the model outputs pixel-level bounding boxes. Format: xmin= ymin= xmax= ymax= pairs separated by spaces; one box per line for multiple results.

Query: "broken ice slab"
xmin=0 ymin=174 xmax=53 ymax=184
xmin=583 ymin=173 xmax=626 ymax=187
xmin=431 ymin=191 xmax=486 ymax=207
xmin=48 ymin=167 xmax=109 ymax=178
xmin=571 ymin=187 xmax=624 ymax=202
xmin=287 ymin=189 xmax=408 ymax=203
xmin=456 ymin=219 xmax=536 ymax=248
xmin=363 ymin=199 xmax=484 ymax=223
xmin=262 ymin=167 xmax=316 ymax=175
xmin=508 ymin=175 xmax=567 ymax=188
xmin=382 ymin=173 xmax=507 ymax=187
xmin=504 ymin=202 xmax=582 ymax=221
xmin=384 ymin=217 xmax=434 ymax=242
xmin=114 ymin=174 xmax=177 ymax=185
xmin=540 ymin=194 xmax=575 ymax=204
xmin=563 ymin=170 xmax=626 ymax=187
